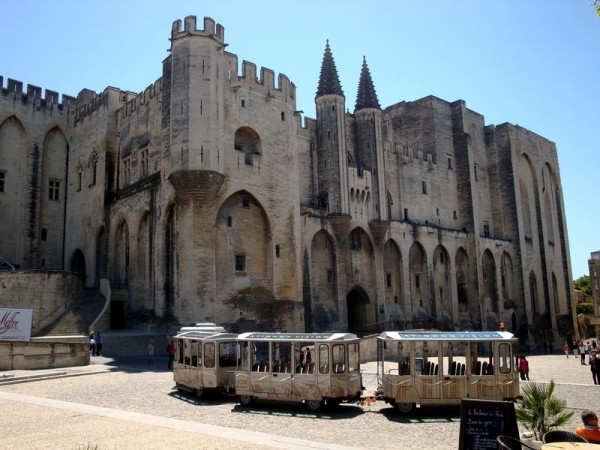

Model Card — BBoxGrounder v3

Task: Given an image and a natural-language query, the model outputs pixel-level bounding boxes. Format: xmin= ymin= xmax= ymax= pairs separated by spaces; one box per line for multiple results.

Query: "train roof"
xmin=236 ymin=332 xmax=359 ymax=342
xmin=174 ymin=330 xmax=238 ymax=340
xmin=378 ymin=330 xmax=517 ymax=341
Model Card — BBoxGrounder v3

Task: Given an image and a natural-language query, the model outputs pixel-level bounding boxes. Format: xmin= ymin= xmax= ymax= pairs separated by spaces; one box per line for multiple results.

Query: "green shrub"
xmin=577 ymin=302 xmax=594 ymax=314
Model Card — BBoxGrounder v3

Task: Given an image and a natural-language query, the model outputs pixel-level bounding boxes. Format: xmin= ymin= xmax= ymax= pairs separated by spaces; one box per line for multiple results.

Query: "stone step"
xmin=41 ymin=288 xmax=106 ymax=336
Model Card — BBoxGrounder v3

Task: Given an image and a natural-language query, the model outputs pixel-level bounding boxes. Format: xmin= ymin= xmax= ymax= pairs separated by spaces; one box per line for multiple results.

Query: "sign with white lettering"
xmin=458 ymin=398 xmax=519 ymax=450
xmin=0 ymin=308 xmax=33 ymax=341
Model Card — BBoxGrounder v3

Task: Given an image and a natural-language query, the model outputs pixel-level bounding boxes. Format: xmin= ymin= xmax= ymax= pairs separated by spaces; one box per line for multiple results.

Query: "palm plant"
xmin=515 ymin=380 xmax=574 ymax=441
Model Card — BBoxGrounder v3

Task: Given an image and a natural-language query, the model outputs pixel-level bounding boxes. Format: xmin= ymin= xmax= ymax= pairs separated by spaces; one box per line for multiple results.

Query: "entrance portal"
xmin=346 ymin=287 xmax=375 ymax=332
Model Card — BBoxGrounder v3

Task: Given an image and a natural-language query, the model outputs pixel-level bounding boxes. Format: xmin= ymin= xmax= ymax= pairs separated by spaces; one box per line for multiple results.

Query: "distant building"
xmin=0 ymin=15 xmax=574 ymax=348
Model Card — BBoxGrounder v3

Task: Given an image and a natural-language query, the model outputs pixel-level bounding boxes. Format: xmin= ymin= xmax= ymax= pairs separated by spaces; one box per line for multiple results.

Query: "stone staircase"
xmin=37 ymin=288 xmax=107 ymax=337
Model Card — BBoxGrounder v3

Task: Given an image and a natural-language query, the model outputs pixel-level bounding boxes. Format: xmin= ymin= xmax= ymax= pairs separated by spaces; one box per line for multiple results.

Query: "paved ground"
xmin=1 ymin=353 xmax=599 ymax=449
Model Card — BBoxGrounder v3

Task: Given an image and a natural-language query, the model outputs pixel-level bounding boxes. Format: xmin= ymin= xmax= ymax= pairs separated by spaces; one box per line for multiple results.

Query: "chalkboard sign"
xmin=458 ymin=399 xmax=519 ymax=450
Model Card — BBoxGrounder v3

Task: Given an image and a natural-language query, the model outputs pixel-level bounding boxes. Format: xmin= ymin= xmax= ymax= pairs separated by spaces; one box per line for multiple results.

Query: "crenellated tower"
xmin=315 ymin=41 xmax=349 ymax=217
xmin=165 ymin=16 xmax=227 ymax=202
xmin=354 ymin=56 xmax=388 ymax=227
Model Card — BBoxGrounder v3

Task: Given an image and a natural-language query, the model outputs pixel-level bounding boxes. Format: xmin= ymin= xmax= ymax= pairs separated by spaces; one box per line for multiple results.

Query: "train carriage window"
xmin=277 ymin=342 xmax=292 ymax=373
xmin=177 ymin=339 xmax=184 ymax=364
xmin=319 ymin=344 xmax=329 ymax=374
xmin=184 ymin=341 xmax=191 ymax=366
xmin=418 ymin=341 xmax=439 ymax=375
xmin=470 ymin=342 xmax=494 ymax=375
xmin=219 ymin=342 xmax=237 ymax=367
xmin=295 ymin=342 xmax=315 ymax=373
xmin=254 ymin=341 xmax=270 ymax=372
xmin=333 ymin=344 xmax=346 ymax=373
xmin=191 ymin=340 xmax=199 ymax=367
xmin=204 ymin=342 xmax=215 ymax=368
xmin=240 ymin=342 xmax=250 ymax=370
xmin=398 ymin=342 xmax=410 ymax=375
xmin=348 ymin=343 xmax=359 ymax=372
xmin=498 ymin=343 xmax=511 ymax=374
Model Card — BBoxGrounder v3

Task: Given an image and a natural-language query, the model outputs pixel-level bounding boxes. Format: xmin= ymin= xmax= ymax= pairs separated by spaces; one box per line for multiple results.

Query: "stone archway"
xmin=346 ymin=287 xmax=373 ymax=332
xmin=70 ymin=249 xmax=86 ymax=276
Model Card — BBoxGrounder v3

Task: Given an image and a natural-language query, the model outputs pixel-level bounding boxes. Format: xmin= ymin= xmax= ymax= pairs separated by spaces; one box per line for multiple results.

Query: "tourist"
xmin=563 ymin=342 xmax=570 ymax=358
xmin=147 ymin=340 xmax=155 ymax=367
xmin=590 ymin=352 xmax=599 ymax=385
xmin=580 ymin=341 xmax=587 ymax=365
xmin=576 ymin=410 xmax=600 ymax=443
xmin=167 ymin=340 xmax=175 ymax=370
xmin=94 ymin=331 xmax=103 ymax=356
xmin=89 ymin=331 xmax=96 ymax=356
xmin=518 ymin=354 xmax=530 ymax=381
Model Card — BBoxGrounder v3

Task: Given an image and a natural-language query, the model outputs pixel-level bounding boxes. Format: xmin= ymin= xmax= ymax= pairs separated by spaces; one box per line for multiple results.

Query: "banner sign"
xmin=0 ymin=308 xmax=33 ymax=341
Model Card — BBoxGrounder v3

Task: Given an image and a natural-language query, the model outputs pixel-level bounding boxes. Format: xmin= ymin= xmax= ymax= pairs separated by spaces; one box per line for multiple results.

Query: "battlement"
xmin=228 ymin=57 xmax=296 ymax=106
xmin=72 ymin=78 xmax=163 ymax=125
xmin=120 ymin=78 xmax=163 ymax=120
xmin=171 ymin=16 xmax=225 ymax=45
xmin=0 ymin=76 xmax=75 ymax=110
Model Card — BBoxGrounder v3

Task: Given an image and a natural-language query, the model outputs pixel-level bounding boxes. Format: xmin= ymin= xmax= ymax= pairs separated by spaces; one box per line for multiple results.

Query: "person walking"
xmin=591 ymin=351 xmax=600 ymax=385
xmin=94 ymin=332 xmax=103 ymax=357
xmin=563 ymin=342 xmax=570 ymax=357
xmin=518 ymin=354 xmax=530 ymax=381
xmin=147 ymin=340 xmax=155 ymax=367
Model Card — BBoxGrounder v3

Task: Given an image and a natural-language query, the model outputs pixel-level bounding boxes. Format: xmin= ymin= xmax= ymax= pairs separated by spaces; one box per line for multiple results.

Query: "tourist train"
xmin=172 ymin=324 xmax=519 ymax=412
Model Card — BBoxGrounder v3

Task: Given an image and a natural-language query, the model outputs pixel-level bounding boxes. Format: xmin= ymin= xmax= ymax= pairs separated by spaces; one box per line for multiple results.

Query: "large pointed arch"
xmin=383 ymin=238 xmax=403 ymax=324
xmin=309 ymin=229 xmax=338 ymax=331
xmin=0 ymin=116 xmax=27 ymax=266
xmin=348 ymin=227 xmax=376 ymax=288
xmin=215 ymin=191 xmax=272 ymax=322
xmin=432 ymin=244 xmax=452 ymax=329
xmin=408 ymin=242 xmax=429 ymax=326
xmin=135 ymin=212 xmax=151 ymax=310
xmin=112 ymin=219 xmax=130 ymax=288
xmin=39 ymin=126 xmax=69 ymax=269
xmin=482 ymin=249 xmax=499 ymax=330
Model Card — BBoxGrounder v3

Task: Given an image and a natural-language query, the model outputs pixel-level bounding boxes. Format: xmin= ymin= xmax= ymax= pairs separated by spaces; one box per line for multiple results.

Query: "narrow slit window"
xmin=235 ymin=254 xmax=246 ymax=272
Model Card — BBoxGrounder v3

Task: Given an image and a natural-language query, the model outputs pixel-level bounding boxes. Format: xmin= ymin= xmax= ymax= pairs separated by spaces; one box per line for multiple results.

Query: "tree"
xmin=574 ymin=274 xmax=592 ymax=296
xmin=594 ymin=0 xmax=600 ymax=16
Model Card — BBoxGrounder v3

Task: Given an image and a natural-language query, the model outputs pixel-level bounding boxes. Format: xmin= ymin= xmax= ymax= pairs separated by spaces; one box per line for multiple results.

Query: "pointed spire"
xmin=316 ymin=40 xmax=344 ymax=97
xmin=355 ymin=56 xmax=380 ymax=110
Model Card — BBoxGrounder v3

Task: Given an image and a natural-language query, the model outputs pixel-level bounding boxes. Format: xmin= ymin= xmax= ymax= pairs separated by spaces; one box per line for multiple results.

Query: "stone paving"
xmin=0 ymin=353 xmax=599 ymax=449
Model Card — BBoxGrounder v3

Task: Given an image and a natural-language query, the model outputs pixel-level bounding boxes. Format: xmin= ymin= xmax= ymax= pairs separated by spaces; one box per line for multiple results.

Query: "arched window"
xmin=234 ymin=127 xmax=261 ymax=166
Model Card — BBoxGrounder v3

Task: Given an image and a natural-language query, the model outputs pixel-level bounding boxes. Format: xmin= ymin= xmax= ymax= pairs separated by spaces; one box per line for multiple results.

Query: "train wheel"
xmin=395 ymin=402 xmax=414 ymax=414
xmin=239 ymin=395 xmax=253 ymax=406
xmin=305 ymin=400 xmax=323 ymax=412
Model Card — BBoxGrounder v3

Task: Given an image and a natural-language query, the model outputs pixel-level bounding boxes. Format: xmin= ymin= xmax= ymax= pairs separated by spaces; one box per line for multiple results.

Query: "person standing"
xmin=563 ymin=342 xmax=570 ymax=358
xmin=580 ymin=341 xmax=587 ymax=365
xmin=89 ymin=332 xmax=96 ymax=356
xmin=167 ymin=340 xmax=175 ymax=370
xmin=518 ymin=354 xmax=530 ymax=381
xmin=94 ymin=332 xmax=103 ymax=357
xmin=147 ymin=340 xmax=155 ymax=367
xmin=590 ymin=352 xmax=599 ymax=385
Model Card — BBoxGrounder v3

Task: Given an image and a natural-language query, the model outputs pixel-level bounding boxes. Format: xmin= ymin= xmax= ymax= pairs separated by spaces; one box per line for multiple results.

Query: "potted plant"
xmin=515 ymin=380 xmax=574 ymax=448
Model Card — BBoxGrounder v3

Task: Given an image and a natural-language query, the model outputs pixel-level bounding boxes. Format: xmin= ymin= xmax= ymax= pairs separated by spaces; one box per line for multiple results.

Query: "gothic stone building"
xmin=0 ymin=16 xmax=573 ymax=347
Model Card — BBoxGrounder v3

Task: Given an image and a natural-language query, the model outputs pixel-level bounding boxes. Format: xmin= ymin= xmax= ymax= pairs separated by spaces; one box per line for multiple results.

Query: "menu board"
xmin=458 ymin=399 xmax=519 ymax=450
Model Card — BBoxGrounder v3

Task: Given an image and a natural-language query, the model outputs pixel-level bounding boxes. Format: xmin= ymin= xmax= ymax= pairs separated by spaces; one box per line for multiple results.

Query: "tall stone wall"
xmin=0 ymin=271 xmax=85 ymax=335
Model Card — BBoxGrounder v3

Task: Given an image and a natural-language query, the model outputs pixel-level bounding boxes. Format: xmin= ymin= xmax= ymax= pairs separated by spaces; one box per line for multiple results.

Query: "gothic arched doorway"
xmin=70 ymin=249 xmax=86 ymax=276
xmin=346 ymin=287 xmax=373 ymax=333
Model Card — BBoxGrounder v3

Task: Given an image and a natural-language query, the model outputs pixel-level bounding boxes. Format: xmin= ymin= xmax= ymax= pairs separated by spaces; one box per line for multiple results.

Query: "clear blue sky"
xmin=2 ymin=1 xmax=599 ymax=279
